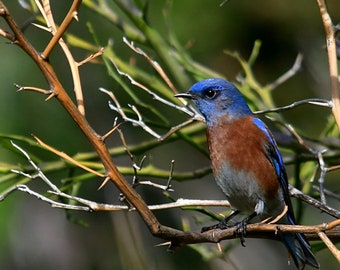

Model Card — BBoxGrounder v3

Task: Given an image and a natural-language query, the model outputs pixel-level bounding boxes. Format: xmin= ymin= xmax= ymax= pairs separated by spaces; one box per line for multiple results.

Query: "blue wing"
xmin=252 ymin=117 xmax=296 ymax=224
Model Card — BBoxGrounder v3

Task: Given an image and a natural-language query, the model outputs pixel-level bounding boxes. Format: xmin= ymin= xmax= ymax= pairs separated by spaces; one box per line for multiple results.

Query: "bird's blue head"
xmin=176 ymin=78 xmax=252 ymax=126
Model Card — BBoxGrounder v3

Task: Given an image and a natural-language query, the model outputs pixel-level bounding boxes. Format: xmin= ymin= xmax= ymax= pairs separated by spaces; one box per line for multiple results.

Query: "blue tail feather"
xmin=281 ymin=232 xmax=319 ymax=269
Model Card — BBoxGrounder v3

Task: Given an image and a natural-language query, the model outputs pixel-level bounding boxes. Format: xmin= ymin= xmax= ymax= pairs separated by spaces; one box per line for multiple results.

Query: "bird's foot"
xmin=201 ymin=219 xmax=233 ymax=233
xmin=233 ymin=220 xmax=248 ymax=247
xmin=232 ymin=211 xmax=257 ymax=247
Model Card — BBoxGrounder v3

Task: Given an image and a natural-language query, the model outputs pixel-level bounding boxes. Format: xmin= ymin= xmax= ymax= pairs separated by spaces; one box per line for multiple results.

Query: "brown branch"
xmin=0 ymin=1 xmax=166 ymax=235
xmin=39 ymin=0 xmax=86 ymax=115
xmin=34 ymin=135 xmax=105 ymax=177
xmin=318 ymin=231 xmax=340 ymax=263
xmin=317 ymin=0 xmax=340 ymax=129
xmin=4 ymin=141 xmax=340 ymax=257
xmin=290 ymin=185 xmax=340 ymax=218
xmin=165 ymin=221 xmax=340 ymax=250
xmin=41 ymin=0 xmax=82 ymax=59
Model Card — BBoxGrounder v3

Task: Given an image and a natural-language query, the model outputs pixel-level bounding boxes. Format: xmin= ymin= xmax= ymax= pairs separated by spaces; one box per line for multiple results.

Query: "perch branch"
xmin=2 ymin=141 xmax=340 ymax=254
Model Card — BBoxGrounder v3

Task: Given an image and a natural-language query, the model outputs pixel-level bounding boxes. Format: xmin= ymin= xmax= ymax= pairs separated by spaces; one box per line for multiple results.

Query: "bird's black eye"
xmin=204 ymin=89 xmax=217 ymax=99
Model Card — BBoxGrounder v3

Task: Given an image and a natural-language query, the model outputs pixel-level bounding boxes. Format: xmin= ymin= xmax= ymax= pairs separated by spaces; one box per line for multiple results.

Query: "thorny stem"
xmin=0 ymin=1 xmax=164 ymax=235
xmin=38 ymin=0 xmax=93 ymax=115
xmin=41 ymin=0 xmax=82 ymax=59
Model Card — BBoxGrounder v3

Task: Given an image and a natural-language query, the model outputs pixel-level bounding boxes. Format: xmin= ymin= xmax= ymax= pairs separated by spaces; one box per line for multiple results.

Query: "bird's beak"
xmin=174 ymin=92 xmax=194 ymax=99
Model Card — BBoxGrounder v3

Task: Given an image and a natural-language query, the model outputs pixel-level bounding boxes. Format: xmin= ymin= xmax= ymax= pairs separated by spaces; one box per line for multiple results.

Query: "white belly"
xmin=215 ymin=162 xmax=262 ymax=213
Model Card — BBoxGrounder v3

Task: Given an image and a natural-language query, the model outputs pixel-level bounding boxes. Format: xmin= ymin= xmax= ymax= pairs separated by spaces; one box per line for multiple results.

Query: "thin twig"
xmin=313 ymin=185 xmax=340 ymax=201
xmin=317 ymin=231 xmax=340 ymax=263
xmin=100 ymin=87 xmax=163 ymax=139
xmin=0 ymin=184 xmax=90 ymax=211
xmin=123 ymin=37 xmax=178 ymax=94
xmin=254 ymin=98 xmax=332 ymax=115
xmin=268 ymin=117 xmax=333 ymax=203
xmin=41 ymin=0 xmax=82 ymax=59
xmin=267 ymin=53 xmax=304 ymax=91
xmin=15 ymin=84 xmax=53 ymax=96
xmin=0 ymin=27 xmax=15 ymax=40
xmin=77 ymin=48 xmax=104 ymax=66
xmin=110 ymin=59 xmax=200 ymax=118
xmin=34 ymin=135 xmax=105 ymax=177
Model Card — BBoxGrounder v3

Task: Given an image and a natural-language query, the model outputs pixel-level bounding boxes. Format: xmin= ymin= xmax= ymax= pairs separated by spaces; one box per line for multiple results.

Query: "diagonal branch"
xmin=41 ymin=0 xmax=82 ymax=59
xmin=0 ymin=1 xmax=165 ymax=236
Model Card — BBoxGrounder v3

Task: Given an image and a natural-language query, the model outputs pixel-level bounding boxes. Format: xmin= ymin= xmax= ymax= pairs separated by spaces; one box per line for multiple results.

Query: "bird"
xmin=175 ymin=78 xmax=319 ymax=270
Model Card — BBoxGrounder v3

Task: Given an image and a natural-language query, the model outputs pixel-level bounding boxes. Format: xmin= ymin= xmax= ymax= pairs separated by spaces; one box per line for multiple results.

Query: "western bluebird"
xmin=175 ymin=78 xmax=319 ymax=269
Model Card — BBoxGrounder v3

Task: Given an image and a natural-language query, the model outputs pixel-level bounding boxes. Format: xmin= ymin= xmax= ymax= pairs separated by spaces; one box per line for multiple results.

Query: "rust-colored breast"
xmin=207 ymin=116 xmax=280 ymax=199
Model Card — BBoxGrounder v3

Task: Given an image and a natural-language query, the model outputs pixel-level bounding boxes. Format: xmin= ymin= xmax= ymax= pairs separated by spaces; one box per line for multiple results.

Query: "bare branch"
xmin=34 ymin=135 xmax=105 ymax=177
xmin=10 ymin=141 xmax=60 ymax=193
xmin=41 ymin=0 xmax=82 ymax=59
xmin=77 ymin=47 xmax=104 ymax=66
xmin=313 ymin=185 xmax=340 ymax=202
xmin=159 ymin=118 xmax=197 ymax=141
xmin=15 ymin=84 xmax=54 ymax=96
xmin=316 ymin=0 xmax=340 ymax=130
xmin=100 ymin=87 xmax=163 ymax=139
xmin=267 ymin=53 xmax=304 ymax=91
xmin=0 ymin=184 xmax=90 ymax=211
xmin=0 ymin=1 xmax=164 ymax=233
xmin=123 ymin=37 xmax=178 ymax=94
xmin=0 ymin=27 xmax=15 ymax=41
xmin=37 ymin=0 xmax=86 ymax=115
xmin=254 ymin=98 xmax=332 ymax=115
xmin=317 ymin=231 xmax=340 ymax=263
xmin=109 ymin=59 xmax=200 ymax=118
xmin=267 ymin=117 xmax=336 ymax=204
xmin=289 ymin=185 xmax=340 ymax=218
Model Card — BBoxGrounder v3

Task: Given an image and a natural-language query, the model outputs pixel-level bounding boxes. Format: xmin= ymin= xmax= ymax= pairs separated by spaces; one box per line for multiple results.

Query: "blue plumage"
xmin=175 ymin=78 xmax=319 ymax=270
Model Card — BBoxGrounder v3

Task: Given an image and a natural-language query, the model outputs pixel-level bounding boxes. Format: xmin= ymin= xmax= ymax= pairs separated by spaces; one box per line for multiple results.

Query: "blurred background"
xmin=0 ymin=0 xmax=339 ymax=269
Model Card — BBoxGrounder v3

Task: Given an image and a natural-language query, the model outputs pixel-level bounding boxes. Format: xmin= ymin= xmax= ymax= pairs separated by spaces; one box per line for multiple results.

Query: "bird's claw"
xmin=233 ymin=220 xmax=248 ymax=247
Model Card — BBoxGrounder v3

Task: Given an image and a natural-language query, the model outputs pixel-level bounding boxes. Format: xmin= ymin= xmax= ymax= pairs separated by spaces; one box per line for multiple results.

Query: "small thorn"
xmin=45 ymin=92 xmax=56 ymax=101
xmin=14 ymin=83 xmax=24 ymax=91
xmin=98 ymin=176 xmax=110 ymax=190
xmin=73 ymin=11 xmax=79 ymax=21
xmin=216 ymin=242 xmax=223 ymax=253
xmin=102 ymin=122 xmax=124 ymax=141
xmin=0 ymin=7 xmax=7 ymax=16
xmin=31 ymin=23 xmax=51 ymax=32
xmin=154 ymin=241 xmax=171 ymax=247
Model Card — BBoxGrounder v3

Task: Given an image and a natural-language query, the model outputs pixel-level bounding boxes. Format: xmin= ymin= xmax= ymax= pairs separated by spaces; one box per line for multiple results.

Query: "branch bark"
xmin=0 ymin=0 xmax=165 ymax=236
xmin=317 ymin=0 xmax=340 ymax=129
